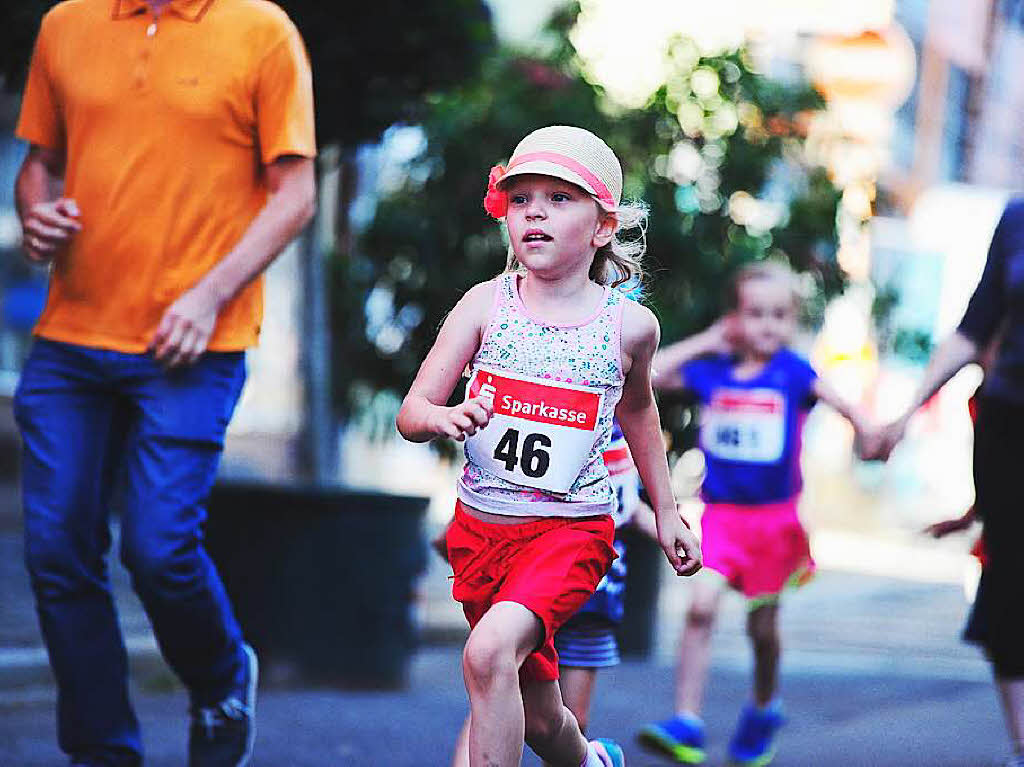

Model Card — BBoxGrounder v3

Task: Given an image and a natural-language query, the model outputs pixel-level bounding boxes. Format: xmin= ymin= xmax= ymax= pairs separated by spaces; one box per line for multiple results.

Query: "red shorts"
xmin=701 ymin=497 xmax=815 ymax=604
xmin=445 ymin=501 xmax=616 ymax=682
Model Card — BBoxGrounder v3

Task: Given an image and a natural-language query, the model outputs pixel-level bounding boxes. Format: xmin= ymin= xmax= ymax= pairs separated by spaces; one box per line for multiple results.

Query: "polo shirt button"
xmin=147 ymin=23 xmax=157 ymax=37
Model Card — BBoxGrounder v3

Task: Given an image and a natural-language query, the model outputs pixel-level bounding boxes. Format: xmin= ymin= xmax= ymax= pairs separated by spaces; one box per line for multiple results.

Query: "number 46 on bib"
xmin=464 ymin=367 xmax=605 ymax=494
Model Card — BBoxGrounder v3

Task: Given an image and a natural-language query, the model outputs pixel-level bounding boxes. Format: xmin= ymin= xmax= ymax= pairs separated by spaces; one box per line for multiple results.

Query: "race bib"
xmin=601 ymin=442 xmax=634 ymax=478
xmin=465 ymin=366 xmax=604 ymax=494
xmin=702 ymin=388 xmax=785 ymax=463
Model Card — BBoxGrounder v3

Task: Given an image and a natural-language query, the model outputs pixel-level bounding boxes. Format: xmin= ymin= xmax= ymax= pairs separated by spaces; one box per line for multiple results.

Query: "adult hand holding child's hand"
xmin=859 ymin=417 xmax=909 ymax=461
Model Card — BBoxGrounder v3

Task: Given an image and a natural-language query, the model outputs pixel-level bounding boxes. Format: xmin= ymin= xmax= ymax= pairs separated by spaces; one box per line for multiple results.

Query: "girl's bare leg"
xmin=675 ymin=576 xmax=726 ymax=716
xmin=747 ymin=602 xmax=781 ymax=706
xmin=451 ymin=714 xmax=470 ymax=767
xmin=521 ymin=676 xmax=590 ymax=767
xmin=462 ymin=601 xmax=555 ymax=766
xmin=542 ymin=666 xmax=599 ymax=767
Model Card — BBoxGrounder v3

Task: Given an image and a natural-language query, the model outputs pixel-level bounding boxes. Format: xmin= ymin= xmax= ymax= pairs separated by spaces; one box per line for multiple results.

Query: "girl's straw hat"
xmin=485 ymin=126 xmax=622 ymax=217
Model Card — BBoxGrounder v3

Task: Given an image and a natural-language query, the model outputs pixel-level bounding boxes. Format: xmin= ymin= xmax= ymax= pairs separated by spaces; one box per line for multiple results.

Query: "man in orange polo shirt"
xmin=13 ymin=1 xmax=315 ymax=764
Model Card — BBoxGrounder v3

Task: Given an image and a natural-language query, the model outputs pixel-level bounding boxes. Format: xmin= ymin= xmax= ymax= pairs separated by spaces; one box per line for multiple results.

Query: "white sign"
xmin=465 ymin=366 xmax=604 ymax=494
xmin=702 ymin=388 xmax=786 ymax=463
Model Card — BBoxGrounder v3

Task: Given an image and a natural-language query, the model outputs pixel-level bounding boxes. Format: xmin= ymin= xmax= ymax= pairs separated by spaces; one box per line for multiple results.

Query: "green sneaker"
xmin=637 ymin=715 xmax=707 ymax=764
xmin=727 ymin=703 xmax=785 ymax=766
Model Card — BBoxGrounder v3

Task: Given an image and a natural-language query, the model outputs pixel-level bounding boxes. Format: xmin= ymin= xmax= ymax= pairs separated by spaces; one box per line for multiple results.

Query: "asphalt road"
xmin=0 ymin=642 xmax=1008 ymax=767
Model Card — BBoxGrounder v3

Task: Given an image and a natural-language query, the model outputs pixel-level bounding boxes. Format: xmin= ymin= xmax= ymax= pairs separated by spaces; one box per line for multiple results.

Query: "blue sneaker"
xmin=727 ymin=703 xmax=785 ymax=766
xmin=591 ymin=738 xmax=626 ymax=767
xmin=637 ymin=714 xmax=706 ymax=764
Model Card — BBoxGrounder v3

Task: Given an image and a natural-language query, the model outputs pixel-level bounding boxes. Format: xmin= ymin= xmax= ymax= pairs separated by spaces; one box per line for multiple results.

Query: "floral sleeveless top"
xmin=457 ymin=273 xmax=626 ymax=517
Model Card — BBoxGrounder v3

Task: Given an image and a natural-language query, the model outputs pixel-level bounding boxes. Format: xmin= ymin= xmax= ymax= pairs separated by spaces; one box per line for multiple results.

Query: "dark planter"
xmin=203 ymin=481 xmax=428 ymax=688
xmin=615 ymin=524 xmax=664 ymax=658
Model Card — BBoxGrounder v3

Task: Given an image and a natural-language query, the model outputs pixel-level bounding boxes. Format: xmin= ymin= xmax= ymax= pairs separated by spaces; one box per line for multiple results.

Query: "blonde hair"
xmin=726 ymin=260 xmax=801 ymax=309
xmin=503 ymin=198 xmax=649 ymax=289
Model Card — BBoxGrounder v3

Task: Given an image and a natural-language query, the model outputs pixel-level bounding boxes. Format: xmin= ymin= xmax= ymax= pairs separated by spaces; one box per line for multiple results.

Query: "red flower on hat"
xmin=483 ymin=164 xmax=508 ymax=219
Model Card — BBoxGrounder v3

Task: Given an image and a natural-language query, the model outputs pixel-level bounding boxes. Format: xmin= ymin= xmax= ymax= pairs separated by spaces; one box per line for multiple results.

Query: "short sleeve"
xmin=957 ymin=200 xmax=1018 ymax=346
xmin=786 ymin=351 xmax=818 ymax=410
xmin=15 ymin=14 xmax=65 ymax=152
xmin=255 ymin=23 xmax=316 ymax=164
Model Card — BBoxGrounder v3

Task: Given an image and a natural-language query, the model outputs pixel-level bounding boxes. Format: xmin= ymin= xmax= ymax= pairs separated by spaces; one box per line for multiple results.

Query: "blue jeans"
xmin=15 ymin=339 xmax=248 ymax=765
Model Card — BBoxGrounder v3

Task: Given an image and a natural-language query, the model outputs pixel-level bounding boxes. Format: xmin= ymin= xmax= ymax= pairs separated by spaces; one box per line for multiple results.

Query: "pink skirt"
xmin=700 ymin=497 xmax=815 ymax=605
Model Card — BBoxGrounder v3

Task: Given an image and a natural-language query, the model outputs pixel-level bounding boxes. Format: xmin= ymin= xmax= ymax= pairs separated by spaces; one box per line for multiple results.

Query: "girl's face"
xmin=503 ymin=174 xmax=615 ymax=280
xmin=733 ymin=277 xmax=797 ymax=359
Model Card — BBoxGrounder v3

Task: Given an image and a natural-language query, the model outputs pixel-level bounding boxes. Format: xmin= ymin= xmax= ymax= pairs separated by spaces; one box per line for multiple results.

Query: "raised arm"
xmin=617 ymin=301 xmax=702 ymax=576
xmin=651 ymin=317 xmax=732 ymax=391
xmin=396 ymin=282 xmax=495 ymax=443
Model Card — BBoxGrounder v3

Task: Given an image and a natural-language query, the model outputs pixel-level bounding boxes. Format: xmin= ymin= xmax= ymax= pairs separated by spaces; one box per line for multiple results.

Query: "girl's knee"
xmin=463 ymin=629 xmax=518 ymax=691
xmin=686 ymin=600 xmax=717 ymax=629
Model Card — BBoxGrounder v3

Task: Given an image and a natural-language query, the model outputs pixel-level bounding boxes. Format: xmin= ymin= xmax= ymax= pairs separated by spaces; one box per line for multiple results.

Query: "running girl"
xmin=638 ymin=261 xmax=870 ymax=766
xmin=397 ymin=125 xmax=702 ymax=767
xmin=444 ymin=419 xmax=653 ymax=767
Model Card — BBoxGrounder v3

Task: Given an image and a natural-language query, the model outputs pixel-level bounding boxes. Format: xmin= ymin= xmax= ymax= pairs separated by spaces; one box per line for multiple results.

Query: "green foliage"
xmin=342 ymin=16 xmax=843 ymax=430
xmin=334 ymin=51 xmax=626 ymax=416
xmin=276 ymin=0 xmax=493 ymax=147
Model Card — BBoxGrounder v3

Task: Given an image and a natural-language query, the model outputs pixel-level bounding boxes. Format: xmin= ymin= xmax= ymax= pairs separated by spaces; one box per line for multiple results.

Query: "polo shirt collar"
xmin=112 ymin=0 xmax=216 ymax=22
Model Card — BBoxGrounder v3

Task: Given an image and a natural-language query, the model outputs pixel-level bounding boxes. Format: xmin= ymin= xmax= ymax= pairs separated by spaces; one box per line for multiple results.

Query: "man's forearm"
xmin=192 ymin=162 xmax=315 ymax=310
xmin=903 ymin=331 xmax=979 ymax=421
xmin=15 ymin=152 xmax=61 ymax=223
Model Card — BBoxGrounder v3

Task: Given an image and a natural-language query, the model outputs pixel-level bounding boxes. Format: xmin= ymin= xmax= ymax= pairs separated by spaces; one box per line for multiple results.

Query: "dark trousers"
xmin=15 ymin=339 xmax=248 ymax=764
xmin=974 ymin=395 xmax=1024 ymax=678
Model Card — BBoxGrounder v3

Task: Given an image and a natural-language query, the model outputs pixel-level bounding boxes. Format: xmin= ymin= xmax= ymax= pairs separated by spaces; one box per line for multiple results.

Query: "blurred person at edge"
xmin=864 ymin=198 xmax=1024 ymax=767
xmin=13 ymin=0 xmax=315 ymax=764
xmin=638 ymin=262 xmax=873 ymax=767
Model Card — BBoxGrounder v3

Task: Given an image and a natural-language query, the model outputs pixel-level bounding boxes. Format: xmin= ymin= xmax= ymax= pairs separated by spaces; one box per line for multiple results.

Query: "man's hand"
xmin=924 ymin=507 xmax=976 ymax=539
xmin=658 ymin=510 xmax=703 ymax=576
xmin=150 ymin=285 xmax=221 ymax=368
xmin=21 ymin=197 xmax=80 ymax=262
xmin=428 ymin=396 xmax=494 ymax=441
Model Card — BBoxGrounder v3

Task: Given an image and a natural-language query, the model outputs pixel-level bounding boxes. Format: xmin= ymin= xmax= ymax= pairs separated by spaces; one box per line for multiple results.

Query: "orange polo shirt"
xmin=16 ymin=0 xmax=316 ymax=352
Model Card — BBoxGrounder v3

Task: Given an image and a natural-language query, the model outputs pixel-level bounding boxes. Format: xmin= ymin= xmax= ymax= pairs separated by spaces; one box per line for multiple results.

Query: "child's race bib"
xmin=464 ymin=366 xmax=604 ymax=494
xmin=701 ymin=387 xmax=785 ymax=463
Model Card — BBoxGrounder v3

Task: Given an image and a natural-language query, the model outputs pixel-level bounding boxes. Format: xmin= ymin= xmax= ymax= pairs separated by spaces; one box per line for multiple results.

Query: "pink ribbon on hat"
xmin=508 ymin=152 xmax=617 ymax=210
xmin=482 ymin=151 xmax=617 ymax=219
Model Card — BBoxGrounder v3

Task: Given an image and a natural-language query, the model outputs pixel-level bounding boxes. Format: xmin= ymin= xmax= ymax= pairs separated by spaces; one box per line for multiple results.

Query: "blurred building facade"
xmin=885 ymin=0 xmax=1024 ymax=195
